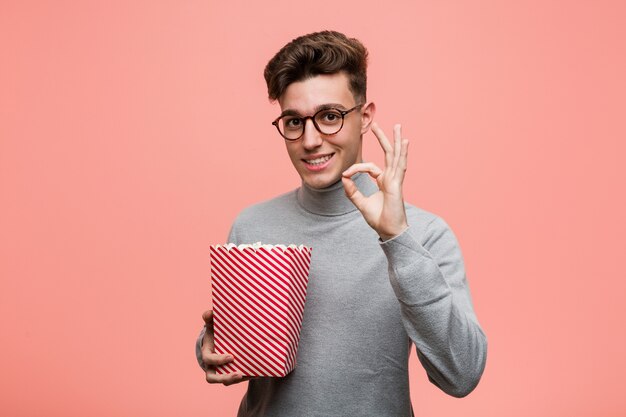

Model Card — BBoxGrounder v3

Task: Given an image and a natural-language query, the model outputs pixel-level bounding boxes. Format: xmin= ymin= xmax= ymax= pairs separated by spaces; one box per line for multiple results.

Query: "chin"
xmin=302 ymin=172 xmax=341 ymax=189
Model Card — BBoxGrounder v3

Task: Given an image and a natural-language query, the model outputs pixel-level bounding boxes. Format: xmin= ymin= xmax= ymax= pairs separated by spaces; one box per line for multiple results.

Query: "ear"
xmin=360 ymin=101 xmax=376 ymax=135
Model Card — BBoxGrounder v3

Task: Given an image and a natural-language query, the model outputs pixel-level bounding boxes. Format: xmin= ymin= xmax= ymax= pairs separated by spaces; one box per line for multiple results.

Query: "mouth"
xmin=302 ymin=153 xmax=335 ymax=171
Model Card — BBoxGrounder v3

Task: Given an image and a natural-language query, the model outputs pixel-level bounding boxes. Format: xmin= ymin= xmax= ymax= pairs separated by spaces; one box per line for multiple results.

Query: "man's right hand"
xmin=201 ymin=309 xmax=251 ymax=386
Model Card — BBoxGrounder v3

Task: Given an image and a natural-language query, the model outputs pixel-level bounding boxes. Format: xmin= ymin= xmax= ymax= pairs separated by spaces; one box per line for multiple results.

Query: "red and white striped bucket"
xmin=209 ymin=243 xmax=312 ymax=377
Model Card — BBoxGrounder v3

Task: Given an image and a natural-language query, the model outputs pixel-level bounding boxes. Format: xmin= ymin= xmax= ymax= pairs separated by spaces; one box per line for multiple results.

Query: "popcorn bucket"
xmin=209 ymin=243 xmax=313 ymax=377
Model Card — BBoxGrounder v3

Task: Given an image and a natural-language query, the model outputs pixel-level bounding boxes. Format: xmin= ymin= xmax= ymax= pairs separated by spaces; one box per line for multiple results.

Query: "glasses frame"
xmin=271 ymin=103 xmax=364 ymax=141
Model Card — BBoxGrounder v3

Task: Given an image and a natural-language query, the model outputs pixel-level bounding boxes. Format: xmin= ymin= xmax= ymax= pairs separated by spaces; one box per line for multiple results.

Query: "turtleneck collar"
xmin=296 ymin=170 xmax=379 ymax=216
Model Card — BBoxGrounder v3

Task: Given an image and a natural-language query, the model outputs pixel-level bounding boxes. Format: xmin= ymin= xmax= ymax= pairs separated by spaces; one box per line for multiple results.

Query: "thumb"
xmin=342 ymin=176 xmax=366 ymax=211
xmin=202 ymin=310 xmax=213 ymax=325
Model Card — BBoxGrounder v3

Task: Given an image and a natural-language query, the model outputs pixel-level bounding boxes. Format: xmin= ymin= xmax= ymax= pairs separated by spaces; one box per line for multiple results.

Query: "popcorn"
xmin=209 ymin=242 xmax=313 ymax=377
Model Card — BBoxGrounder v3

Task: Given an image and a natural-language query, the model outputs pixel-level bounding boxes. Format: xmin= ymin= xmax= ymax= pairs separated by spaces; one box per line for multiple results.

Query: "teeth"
xmin=305 ymin=154 xmax=333 ymax=165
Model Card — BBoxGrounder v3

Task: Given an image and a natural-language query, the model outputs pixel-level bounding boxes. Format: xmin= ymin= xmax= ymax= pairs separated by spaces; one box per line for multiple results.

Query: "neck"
xmin=296 ymin=170 xmax=378 ymax=216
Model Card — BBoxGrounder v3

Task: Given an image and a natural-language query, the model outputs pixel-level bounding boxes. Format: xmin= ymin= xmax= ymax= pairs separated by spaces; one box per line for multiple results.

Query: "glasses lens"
xmin=314 ymin=109 xmax=343 ymax=135
xmin=278 ymin=116 xmax=303 ymax=140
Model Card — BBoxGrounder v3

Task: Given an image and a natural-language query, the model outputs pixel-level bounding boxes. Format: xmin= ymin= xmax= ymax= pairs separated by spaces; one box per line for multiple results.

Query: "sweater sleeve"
xmin=379 ymin=216 xmax=487 ymax=398
xmin=195 ymin=220 xmax=242 ymax=371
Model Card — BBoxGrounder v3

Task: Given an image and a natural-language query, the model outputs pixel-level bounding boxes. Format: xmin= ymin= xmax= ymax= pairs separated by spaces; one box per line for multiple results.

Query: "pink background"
xmin=1 ymin=1 xmax=625 ymax=416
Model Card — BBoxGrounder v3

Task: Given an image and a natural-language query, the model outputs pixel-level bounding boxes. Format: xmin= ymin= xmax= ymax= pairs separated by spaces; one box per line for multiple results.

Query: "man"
xmin=197 ymin=30 xmax=487 ymax=416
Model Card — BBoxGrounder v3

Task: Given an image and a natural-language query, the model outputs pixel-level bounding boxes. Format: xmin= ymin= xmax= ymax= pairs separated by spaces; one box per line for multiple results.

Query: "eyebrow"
xmin=279 ymin=103 xmax=349 ymax=118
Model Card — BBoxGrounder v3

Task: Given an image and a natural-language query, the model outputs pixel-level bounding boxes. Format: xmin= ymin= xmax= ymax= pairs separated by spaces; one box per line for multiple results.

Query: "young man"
xmin=197 ymin=30 xmax=487 ymax=416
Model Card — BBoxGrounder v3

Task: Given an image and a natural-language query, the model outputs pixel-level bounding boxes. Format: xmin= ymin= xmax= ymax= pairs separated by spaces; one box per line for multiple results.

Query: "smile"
xmin=303 ymin=154 xmax=334 ymax=165
xmin=302 ymin=153 xmax=335 ymax=171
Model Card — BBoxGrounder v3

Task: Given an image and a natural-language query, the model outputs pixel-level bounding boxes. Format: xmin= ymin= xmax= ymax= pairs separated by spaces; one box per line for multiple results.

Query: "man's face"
xmin=277 ymin=72 xmax=375 ymax=189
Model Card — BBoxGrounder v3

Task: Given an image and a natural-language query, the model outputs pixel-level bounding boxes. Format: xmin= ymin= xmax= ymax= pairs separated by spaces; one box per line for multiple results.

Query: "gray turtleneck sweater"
xmin=197 ymin=172 xmax=487 ymax=416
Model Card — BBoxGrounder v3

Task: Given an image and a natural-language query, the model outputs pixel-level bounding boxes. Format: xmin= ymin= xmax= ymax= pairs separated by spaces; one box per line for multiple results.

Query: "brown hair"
xmin=264 ymin=30 xmax=368 ymax=103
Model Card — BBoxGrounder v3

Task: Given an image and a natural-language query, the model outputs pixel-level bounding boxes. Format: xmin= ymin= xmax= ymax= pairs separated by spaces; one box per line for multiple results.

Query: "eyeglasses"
xmin=271 ymin=104 xmax=364 ymax=141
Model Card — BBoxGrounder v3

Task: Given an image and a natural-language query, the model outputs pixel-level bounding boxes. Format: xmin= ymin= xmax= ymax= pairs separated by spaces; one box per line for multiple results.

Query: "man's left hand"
xmin=342 ymin=122 xmax=410 ymax=241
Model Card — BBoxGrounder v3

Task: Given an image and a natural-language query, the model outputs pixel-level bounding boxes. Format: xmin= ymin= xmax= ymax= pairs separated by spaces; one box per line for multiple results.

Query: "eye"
xmin=317 ymin=110 xmax=342 ymax=124
xmin=284 ymin=117 xmax=302 ymax=129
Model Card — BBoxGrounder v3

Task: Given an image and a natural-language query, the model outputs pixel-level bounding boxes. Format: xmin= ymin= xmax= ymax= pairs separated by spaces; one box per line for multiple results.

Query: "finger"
xmin=371 ymin=122 xmax=394 ymax=169
xmin=342 ymin=162 xmax=383 ymax=179
xmin=206 ymin=371 xmax=244 ymax=385
xmin=202 ymin=310 xmax=213 ymax=325
xmin=202 ymin=322 xmax=215 ymax=352
xmin=391 ymin=124 xmax=402 ymax=176
xmin=341 ymin=176 xmax=367 ymax=211
xmin=397 ymin=139 xmax=409 ymax=182
xmin=224 ymin=375 xmax=256 ymax=386
xmin=223 ymin=374 xmax=246 ymax=386
xmin=202 ymin=351 xmax=234 ymax=367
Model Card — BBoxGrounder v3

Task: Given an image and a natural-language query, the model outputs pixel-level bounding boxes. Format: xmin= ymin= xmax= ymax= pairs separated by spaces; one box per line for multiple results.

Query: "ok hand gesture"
xmin=341 ymin=122 xmax=409 ymax=241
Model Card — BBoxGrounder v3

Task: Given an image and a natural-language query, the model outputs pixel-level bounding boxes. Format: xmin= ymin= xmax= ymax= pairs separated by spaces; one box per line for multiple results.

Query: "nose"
xmin=301 ymin=118 xmax=323 ymax=150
